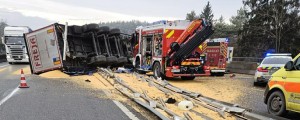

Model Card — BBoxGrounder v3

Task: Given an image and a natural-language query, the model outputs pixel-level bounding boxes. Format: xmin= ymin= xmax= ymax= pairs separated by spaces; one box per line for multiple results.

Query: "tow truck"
xmin=132 ymin=19 xmax=214 ymax=80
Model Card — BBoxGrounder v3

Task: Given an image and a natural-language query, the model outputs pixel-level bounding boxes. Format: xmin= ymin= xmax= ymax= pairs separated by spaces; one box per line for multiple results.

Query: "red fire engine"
xmin=132 ymin=19 xmax=214 ymax=80
xmin=197 ymin=38 xmax=228 ymax=76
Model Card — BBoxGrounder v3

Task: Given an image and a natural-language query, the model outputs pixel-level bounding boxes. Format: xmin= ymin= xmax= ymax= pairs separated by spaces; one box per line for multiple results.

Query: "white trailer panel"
xmin=25 ymin=25 xmax=63 ymax=74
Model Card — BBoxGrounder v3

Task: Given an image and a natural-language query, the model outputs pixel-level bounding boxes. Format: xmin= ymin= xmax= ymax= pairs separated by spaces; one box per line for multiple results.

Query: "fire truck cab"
xmin=132 ymin=19 xmax=213 ymax=80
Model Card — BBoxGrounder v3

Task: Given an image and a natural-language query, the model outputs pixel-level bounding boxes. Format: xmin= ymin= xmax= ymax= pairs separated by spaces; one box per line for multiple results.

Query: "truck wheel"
xmin=8 ymin=62 xmax=12 ymax=64
xmin=218 ymin=72 xmax=224 ymax=76
xmin=153 ymin=62 xmax=162 ymax=79
xmin=267 ymin=91 xmax=287 ymax=116
xmin=181 ymin=76 xmax=195 ymax=80
xmin=110 ymin=28 xmax=121 ymax=36
xmin=72 ymin=25 xmax=83 ymax=34
xmin=83 ymin=23 xmax=99 ymax=32
xmin=98 ymin=26 xmax=110 ymax=34
xmin=135 ymin=58 xmax=145 ymax=74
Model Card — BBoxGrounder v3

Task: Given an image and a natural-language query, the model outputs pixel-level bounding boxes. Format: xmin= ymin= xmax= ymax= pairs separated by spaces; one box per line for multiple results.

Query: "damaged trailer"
xmin=24 ymin=23 xmax=132 ymax=74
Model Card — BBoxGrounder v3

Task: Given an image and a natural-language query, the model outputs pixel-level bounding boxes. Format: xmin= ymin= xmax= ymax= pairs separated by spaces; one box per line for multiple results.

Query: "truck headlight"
xmin=7 ymin=55 xmax=10 ymax=59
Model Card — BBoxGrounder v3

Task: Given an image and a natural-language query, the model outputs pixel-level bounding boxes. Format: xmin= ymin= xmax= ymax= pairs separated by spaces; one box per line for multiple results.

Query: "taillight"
xmin=257 ymin=67 xmax=268 ymax=72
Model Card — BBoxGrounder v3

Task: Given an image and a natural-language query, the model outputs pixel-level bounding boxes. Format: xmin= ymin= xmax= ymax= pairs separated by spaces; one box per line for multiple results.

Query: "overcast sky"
xmin=0 ymin=0 xmax=243 ymax=30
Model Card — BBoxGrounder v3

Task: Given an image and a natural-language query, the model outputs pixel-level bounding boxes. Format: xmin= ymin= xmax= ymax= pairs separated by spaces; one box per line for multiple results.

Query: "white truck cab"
xmin=2 ymin=26 xmax=32 ymax=64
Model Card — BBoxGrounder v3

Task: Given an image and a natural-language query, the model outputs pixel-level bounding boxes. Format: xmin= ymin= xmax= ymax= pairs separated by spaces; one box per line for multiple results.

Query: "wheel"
xmin=181 ymin=76 xmax=196 ymax=80
xmin=218 ymin=72 xmax=224 ymax=76
xmin=8 ymin=62 xmax=12 ymax=64
xmin=72 ymin=25 xmax=83 ymax=34
xmin=267 ymin=91 xmax=287 ymax=116
xmin=253 ymin=82 xmax=259 ymax=86
xmin=153 ymin=62 xmax=162 ymax=79
xmin=83 ymin=23 xmax=99 ymax=32
xmin=109 ymin=28 xmax=121 ymax=36
xmin=98 ymin=26 xmax=110 ymax=34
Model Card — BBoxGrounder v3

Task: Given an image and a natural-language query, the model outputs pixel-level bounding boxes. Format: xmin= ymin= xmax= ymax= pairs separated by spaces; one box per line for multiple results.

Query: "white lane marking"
xmin=113 ymin=100 xmax=140 ymax=120
xmin=0 ymin=87 xmax=20 ymax=106
xmin=0 ymin=64 xmax=9 ymax=68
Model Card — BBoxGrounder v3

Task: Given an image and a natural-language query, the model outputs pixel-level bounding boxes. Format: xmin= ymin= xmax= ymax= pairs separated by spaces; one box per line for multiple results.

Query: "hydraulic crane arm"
xmin=168 ymin=19 xmax=214 ymax=64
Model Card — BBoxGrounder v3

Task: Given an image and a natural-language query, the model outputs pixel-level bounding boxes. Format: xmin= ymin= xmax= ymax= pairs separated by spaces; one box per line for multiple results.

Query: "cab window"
xmin=294 ymin=57 xmax=300 ymax=70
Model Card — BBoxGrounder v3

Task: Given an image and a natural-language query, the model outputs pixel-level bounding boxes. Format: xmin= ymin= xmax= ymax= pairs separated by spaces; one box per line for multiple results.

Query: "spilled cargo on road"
xmin=24 ymin=23 xmax=132 ymax=74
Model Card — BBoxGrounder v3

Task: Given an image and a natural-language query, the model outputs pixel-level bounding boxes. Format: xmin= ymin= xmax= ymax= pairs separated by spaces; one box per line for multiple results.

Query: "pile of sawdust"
xmin=169 ymin=77 xmax=241 ymax=103
xmin=115 ymin=73 xmax=235 ymax=120
xmin=39 ymin=70 xmax=70 ymax=78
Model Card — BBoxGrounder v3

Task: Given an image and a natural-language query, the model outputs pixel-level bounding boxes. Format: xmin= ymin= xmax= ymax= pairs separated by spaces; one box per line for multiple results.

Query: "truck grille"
xmin=9 ymin=47 xmax=24 ymax=55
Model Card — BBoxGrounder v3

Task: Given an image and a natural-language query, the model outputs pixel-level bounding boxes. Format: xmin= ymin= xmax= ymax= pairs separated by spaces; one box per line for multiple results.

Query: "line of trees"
xmin=0 ymin=20 xmax=8 ymax=44
xmin=186 ymin=0 xmax=300 ymax=57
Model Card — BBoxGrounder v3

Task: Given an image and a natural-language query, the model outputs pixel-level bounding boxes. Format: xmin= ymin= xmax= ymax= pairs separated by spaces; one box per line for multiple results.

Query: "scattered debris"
xmin=178 ymin=100 xmax=194 ymax=110
xmin=85 ymin=79 xmax=91 ymax=82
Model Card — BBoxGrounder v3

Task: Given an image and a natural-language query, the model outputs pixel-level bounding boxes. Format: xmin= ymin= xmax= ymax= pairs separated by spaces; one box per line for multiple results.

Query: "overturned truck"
xmin=25 ymin=23 xmax=132 ymax=74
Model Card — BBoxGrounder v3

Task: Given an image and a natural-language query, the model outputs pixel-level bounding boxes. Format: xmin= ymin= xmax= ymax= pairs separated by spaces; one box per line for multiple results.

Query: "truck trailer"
xmin=24 ymin=23 xmax=131 ymax=74
xmin=2 ymin=26 xmax=32 ymax=64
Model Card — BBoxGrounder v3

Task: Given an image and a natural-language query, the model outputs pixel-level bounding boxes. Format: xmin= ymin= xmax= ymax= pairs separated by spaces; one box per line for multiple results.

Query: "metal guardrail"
xmin=98 ymin=68 xmax=275 ymax=120
xmin=232 ymin=57 xmax=264 ymax=63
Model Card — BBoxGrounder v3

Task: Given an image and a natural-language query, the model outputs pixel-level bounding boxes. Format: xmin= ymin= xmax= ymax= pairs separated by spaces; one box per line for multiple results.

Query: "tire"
xmin=267 ymin=91 xmax=287 ymax=116
xmin=8 ymin=62 xmax=12 ymax=64
xmin=135 ymin=58 xmax=146 ymax=74
xmin=109 ymin=28 xmax=121 ymax=36
xmin=181 ymin=76 xmax=196 ymax=80
xmin=218 ymin=72 xmax=224 ymax=76
xmin=98 ymin=26 xmax=110 ymax=34
xmin=83 ymin=23 xmax=99 ymax=32
xmin=253 ymin=82 xmax=259 ymax=86
xmin=72 ymin=25 xmax=83 ymax=34
xmin=153 ymin=62 xmax=162 ymax=79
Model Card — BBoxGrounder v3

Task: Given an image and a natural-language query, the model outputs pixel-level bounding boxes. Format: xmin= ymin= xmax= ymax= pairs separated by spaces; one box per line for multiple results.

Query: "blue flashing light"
xmin=266 ymin=53 xmax=271 ymax=57
xmin=225 ymin=38 xmax=229 ymax=42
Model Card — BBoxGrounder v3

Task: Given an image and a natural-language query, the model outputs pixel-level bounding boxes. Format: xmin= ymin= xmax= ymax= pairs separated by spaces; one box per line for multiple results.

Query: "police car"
xmin=264 ymin=53 xmax=300 ymax=116
xmin=254 ymin=53 xmax=292 ymax=85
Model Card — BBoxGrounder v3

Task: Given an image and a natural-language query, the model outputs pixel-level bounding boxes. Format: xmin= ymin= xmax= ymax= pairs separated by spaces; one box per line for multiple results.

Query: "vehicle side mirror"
xmin=284 ymin=61 xmax=294 ymax=71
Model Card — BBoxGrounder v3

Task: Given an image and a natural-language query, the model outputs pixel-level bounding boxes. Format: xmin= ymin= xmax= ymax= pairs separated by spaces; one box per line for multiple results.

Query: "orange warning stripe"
xmin=181 ymin=62 xmax=201 ymax=66
xmin=269 ymin=81 xmax=300 ymax=93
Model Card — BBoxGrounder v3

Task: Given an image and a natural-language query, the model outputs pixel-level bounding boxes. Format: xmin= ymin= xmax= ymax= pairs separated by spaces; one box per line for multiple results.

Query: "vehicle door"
xmin=285 ymin=55 xmax=300 ymax=111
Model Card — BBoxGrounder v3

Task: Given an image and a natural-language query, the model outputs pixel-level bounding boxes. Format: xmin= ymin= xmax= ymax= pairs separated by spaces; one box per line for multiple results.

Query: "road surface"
xmin=0 ymin=63 xmax=147 ymax=120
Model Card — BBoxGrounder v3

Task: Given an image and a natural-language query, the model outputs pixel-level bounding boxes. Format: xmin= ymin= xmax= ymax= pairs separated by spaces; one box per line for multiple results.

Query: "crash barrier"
xmin=232 ymin=57 xmax=263 ymax=63
xmin=0 ymin=44 xmax=6 ymax=63
xmin=226 ymin=61 xmax=258 ymax=75
xmin=98 ymin=68 xmax=275 ymax=120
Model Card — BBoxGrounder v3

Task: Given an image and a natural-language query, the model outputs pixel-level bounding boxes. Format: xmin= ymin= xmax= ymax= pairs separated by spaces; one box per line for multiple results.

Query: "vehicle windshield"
xmin=4 ymin=36 xmax=25 ymax=45
xmin=262 ymin=57 xmax=291 ymax=64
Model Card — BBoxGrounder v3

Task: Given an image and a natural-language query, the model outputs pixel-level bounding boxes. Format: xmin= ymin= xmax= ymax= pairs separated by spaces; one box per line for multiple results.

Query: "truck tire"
xmin=181 ymin=76 xmax=195 ymax=80
xmin=8 ymin=62 xmax=12 ymax=64
xmin=109 ymin=28 xmax=121 ymax=36
xmin=135 ymin=58 xmax=146 ymax=74
xmin=153 ymin=62 xmax=162 ymax=79
xmin=72 ymin=25 xmax=83 ymax=34
xmin=267 ymin=91 xmax=287 ymax=116
xmin=98 ymin=26 xmax=110 ymax=34
xmin=83 ymin=23 xmax=99 ymax=32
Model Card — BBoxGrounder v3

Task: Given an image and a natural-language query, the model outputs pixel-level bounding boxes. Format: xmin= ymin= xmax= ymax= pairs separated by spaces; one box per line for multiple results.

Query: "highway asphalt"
xmin=0 ymin=63 xmax=146 ymax=120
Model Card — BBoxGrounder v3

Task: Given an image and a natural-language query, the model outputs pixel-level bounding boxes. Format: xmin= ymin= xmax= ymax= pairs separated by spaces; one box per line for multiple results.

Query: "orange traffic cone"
xmin=19 ymin=69 xmax=29 ymax=88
